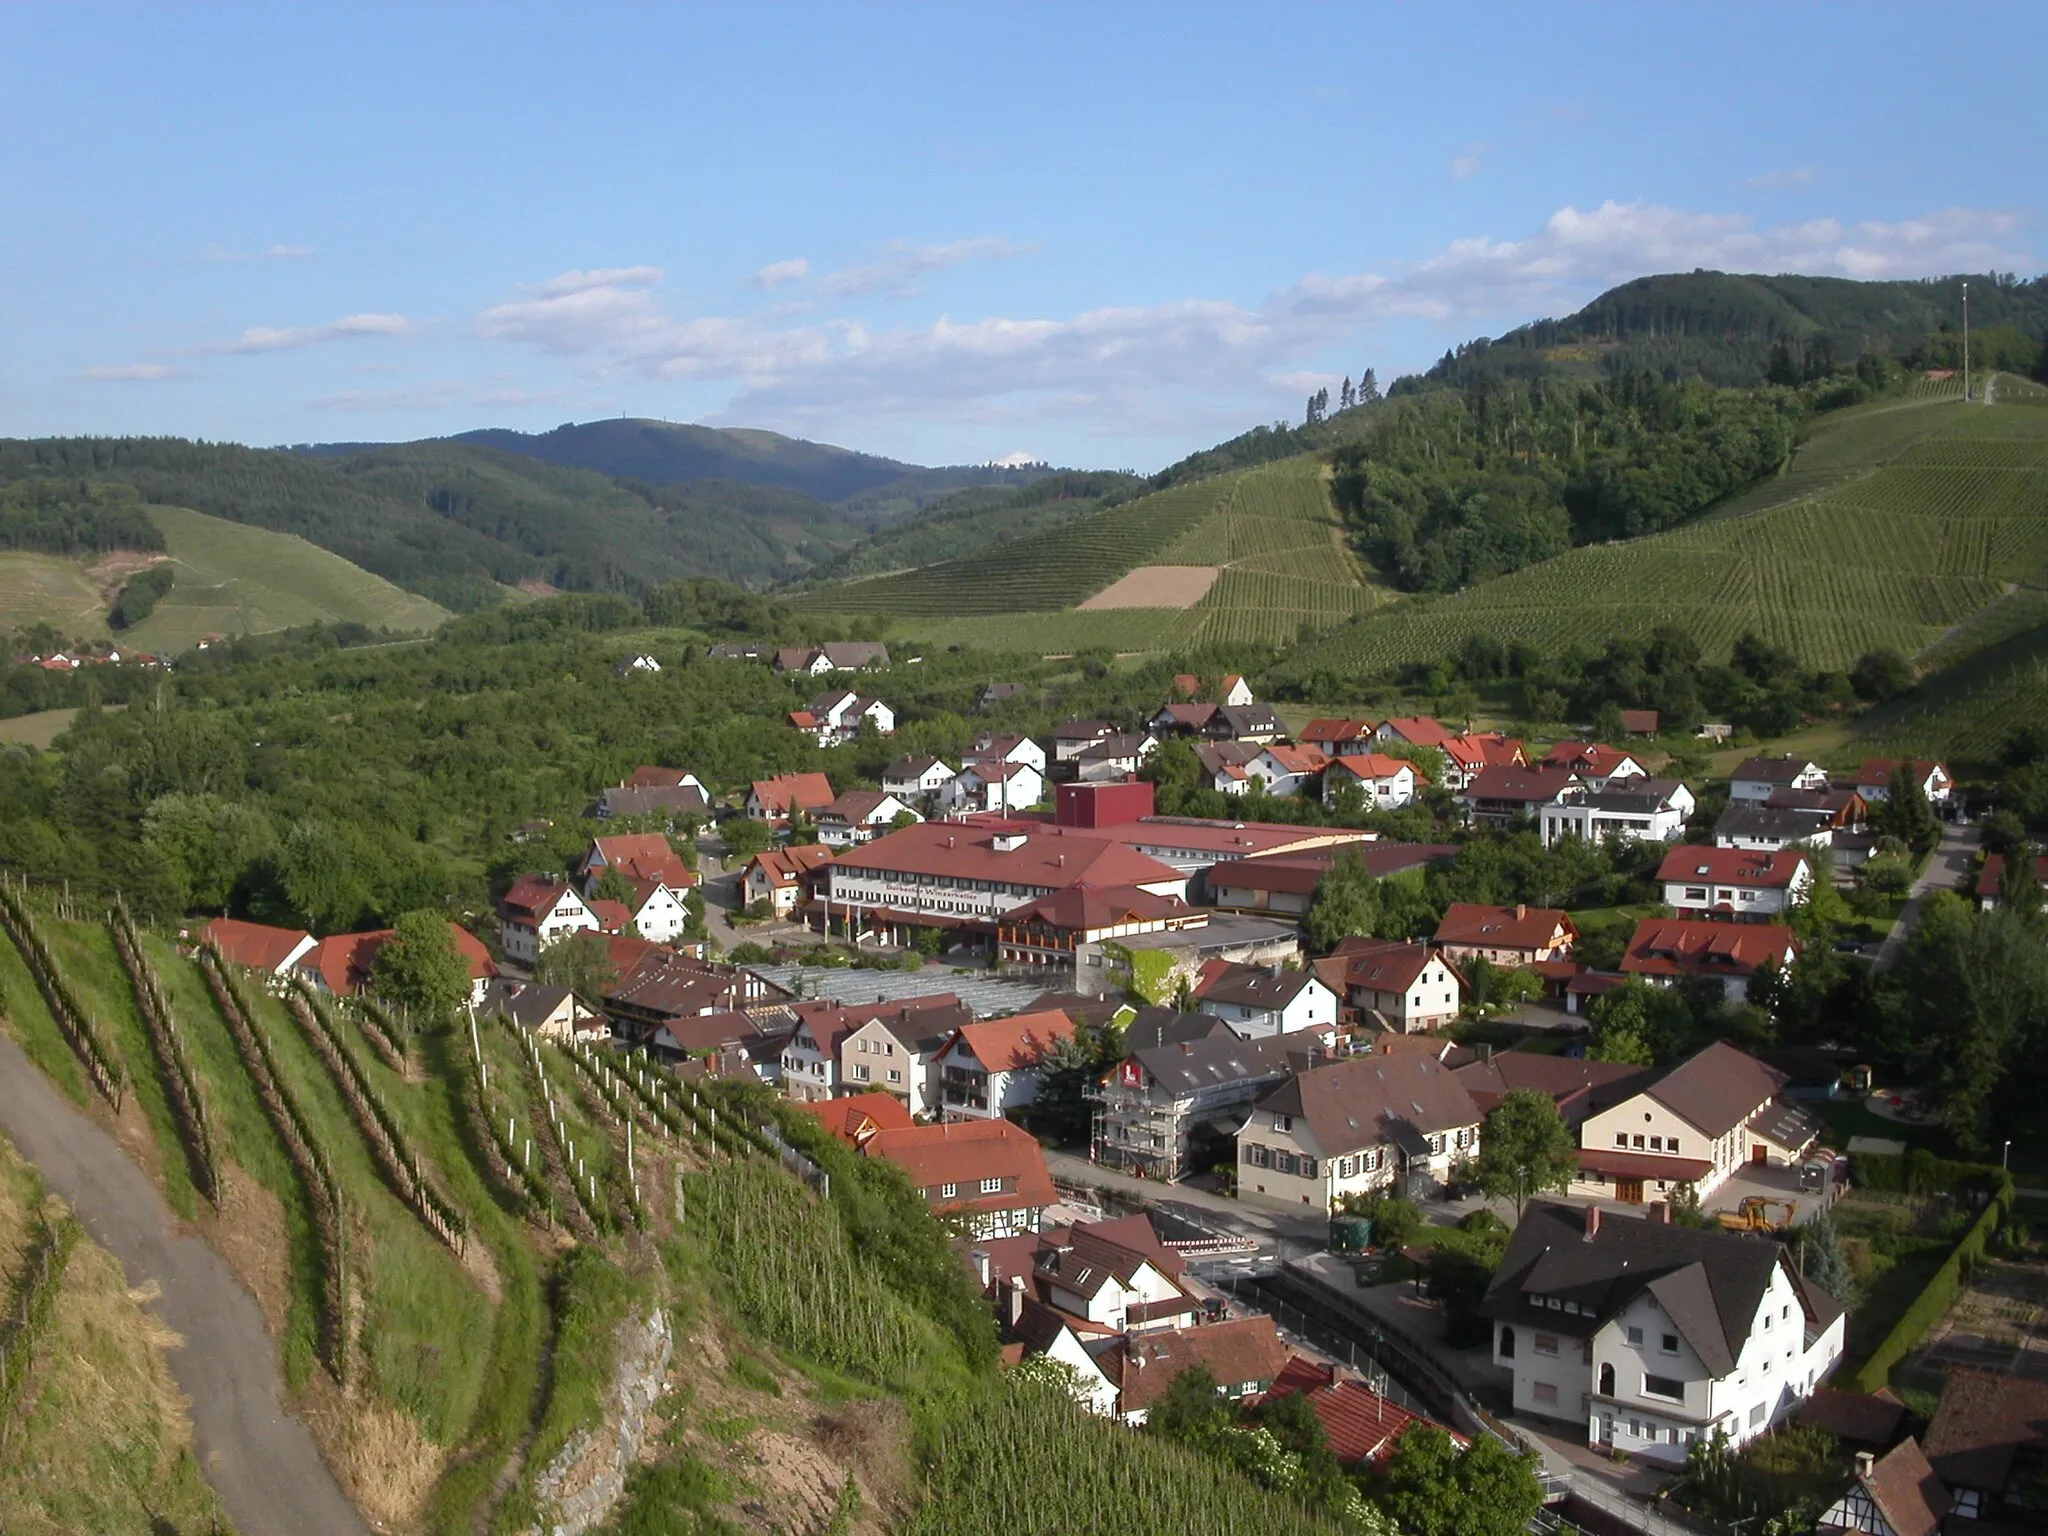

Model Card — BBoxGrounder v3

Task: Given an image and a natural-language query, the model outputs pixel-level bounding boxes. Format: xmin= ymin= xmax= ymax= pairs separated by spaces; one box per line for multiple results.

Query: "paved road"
xmin=0 ymin=1031 xmax=368 ymax=1536
xmin=1874 ymin=819 xmax=1979 ymax=970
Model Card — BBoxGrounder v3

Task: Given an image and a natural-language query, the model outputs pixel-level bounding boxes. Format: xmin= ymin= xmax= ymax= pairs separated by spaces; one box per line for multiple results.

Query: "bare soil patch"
xmin=1077 ymin=564 xmax=1221 ymax=610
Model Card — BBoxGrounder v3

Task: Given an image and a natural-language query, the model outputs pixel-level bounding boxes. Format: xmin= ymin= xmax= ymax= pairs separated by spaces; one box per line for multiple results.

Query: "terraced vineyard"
xmin=832 ymin=454 xmax=1383 ymax=651
xmin=1279 ymin=383 xmax=2048 ymax=680
xmin=1860 ymin=611 xmax=2048 ymax=767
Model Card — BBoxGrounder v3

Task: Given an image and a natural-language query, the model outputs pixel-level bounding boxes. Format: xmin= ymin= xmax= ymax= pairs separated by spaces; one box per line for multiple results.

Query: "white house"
xmin=594 ymin=880 xmax=693 ymax=945
xmin=1854 ymin=759 xmax=1953 ymax=808
xmin=1218 ymin=673 xmax=1255 ymax=708
xmin=1540 ymin=781 xmax=1693 ymax=848
xmin=970 ymin=732 xmax=1049 ymax=777
xmin=1657 ymin=847 xmax=1812 ymax=922
xmin=938 ymin=759 xmax=1045 ymax=814
xmin=1713 ymin=805 xmax=1835 ymax=853
xmin=1244 ymin=745 xmax=1329 ymax=799
xmin=611 ymin=653 xmax=661 ymax=676
xmin=1485 ymin=1202 xmax=1845 ymax=1466
xmin=1729 ymin=757 xmax=1828 ymax=803
xmin=497 ymin=877 xmax=599 ymax=964
xmin=1322 ymin=752 xmax=1425 ymax=810
xmin=1193 ymin=963 xmax=1338 ymax=1039
xmin=1573 ymin=1040 xmax=1820 ymax=1204
xmin=1236 ymin=1040 xmax=1484 ymax=1212
xmin=934 ymin=1009 xmax=1078 ymax=1119
xmin=799 ymin=690 xmax=896 ymax=746
xmin=1314 ymin=938 xmax=1463 ymax=1033
xmin=816 ymin=789 xmax=919 ymax=849
xmin=882 ymin=755 xmax=955 ymax=801
xmin=1074 ymin=733 xmax=1158 ymax=783
xmin=1816 ymin=1441 xmax=1949 ymax=1536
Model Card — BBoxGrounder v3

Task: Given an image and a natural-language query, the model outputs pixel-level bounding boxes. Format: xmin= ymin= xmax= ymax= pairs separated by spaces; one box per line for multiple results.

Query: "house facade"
xmin=1433 ymin=903 xmax=1577 ymax=967
xmin=882 ymin=755 xmax=955 ymax=801
xmin=1729 ymin=757 xmax=1828 ymax=803
xmin=816 ymin=789 xmax=918 ymax=848
xmin=861 ymin=1119 xmax=1057 ymax=1240
xmin=1192 ymin=962 xmax=1338 ymax=1039
xmin=1658 ymin=847 xmax=1813 ymax=922
xmin=934 ymin=1009 xmax=1079 ymax=1120
xmin=746 ymin=772 xmax=836 ymax=823
xmin=1090 ymin=1017 xmax=1313 ymax=1181
xmin=1539 ymin=783 xmax=1692 ymax=848
xmin=1322 ymin=753 xmax=1424 ymax=809
xmin=1486 ymin=1202 xmax=1846 ymax=1467
xmin=1236 ymin=1040 xmax=1484 ymax=1213
xmin=1317 ymin=938 xmax=1463 ymax=1032
xmin=498 ymin=877 xmax=599 ymax=964
xmin=1620 ymin=919 xmax=1800 ymax=1005
xmin=742 ymin=843 xmax=835 ymax=917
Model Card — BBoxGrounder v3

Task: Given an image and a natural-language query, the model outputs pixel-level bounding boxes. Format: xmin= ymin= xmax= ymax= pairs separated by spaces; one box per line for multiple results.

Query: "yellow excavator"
xmin=1717 ymin=1196 xmax=1797 ymax=1232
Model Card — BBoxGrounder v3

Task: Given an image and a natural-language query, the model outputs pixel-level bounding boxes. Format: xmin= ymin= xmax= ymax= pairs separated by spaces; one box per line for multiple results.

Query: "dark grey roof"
xmin=1255 ymin=1048 xmax=1481 ymax=1155
xmin=1214 ymin=703 xmax=1283 ymax=737
xmin=1716 ymin=805 xmax=1831 ymax=843
xmin=1746 ymin=1097 xmax=1821 ymax=1152
xmin=1127 ymin=1028 xmax=1310 ymax=1097
xmin=1647 ymin=1042 xmax=1788 ymax=1139
xmin=1122 ymin=1007 xmax=1231 ymax=1052
xmin=1575 ymin=788 xmax=1682 ymax=814
xmin=1198 ymin=964 xmax=1320 ymax=1011
xmin=597 ymin=783 xmax=711 ymax=818
xmin=1483 ymin=1202 xmax=1832 ymax=1378
xmin=1732 ymin=756 xmax=1817 ymax=784
xmin=480 ymin=979 xmax=575 ymax=1032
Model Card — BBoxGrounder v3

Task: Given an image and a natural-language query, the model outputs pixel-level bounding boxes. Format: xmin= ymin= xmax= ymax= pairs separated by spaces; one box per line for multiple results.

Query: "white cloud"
xmin=818 ymin=236 xmax=1031 ymax=298
xmin=750 ymin=257 xmax=810 ymax=289
xmin=1748 ymin=166 xmax=1817 ymax=190
xmin=78 ymin=362 xmax=181 ymax=382
xmin=198 ymin=241 xmax=316 ymax=261
xmin=207 ymin=312 xmax=412 ymax=355
xmin=310 ymin=380 xmax=462 ymax=411
xmin=1450 ymin=145 xmax=1487 ymax=181
xmin=475 ymin=202 xmax=2035 ymax=439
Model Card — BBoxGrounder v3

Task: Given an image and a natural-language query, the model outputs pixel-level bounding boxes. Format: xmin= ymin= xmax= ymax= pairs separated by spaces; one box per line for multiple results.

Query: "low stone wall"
xmin=528 ymin=1307 xmax=675 ymax=1536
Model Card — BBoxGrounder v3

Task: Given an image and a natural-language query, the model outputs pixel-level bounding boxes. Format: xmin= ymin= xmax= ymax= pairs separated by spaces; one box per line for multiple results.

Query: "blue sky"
xmin=3 ymin=4 xmax=2042 ymax=472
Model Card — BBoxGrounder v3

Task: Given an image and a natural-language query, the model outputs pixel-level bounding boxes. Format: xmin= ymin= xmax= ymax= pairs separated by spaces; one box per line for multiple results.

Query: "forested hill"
xmin=0 ymin=437 xmax=904 ymax=611
xmin=1407 ymin=270 xmax=2048 ymax=391
xmin=306 ymin=416 xmax=1055 ymax=514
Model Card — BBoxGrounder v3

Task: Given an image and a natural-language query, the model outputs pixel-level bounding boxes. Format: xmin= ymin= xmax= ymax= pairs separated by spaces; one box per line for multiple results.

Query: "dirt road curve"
xmin=0 ymin=1031 xmax=369 ymax=1536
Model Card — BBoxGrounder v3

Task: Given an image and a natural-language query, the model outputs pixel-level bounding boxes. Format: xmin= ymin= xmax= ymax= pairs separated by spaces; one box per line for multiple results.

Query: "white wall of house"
xmin=1198 ymin=977 xmax=1338 ymax=1039
xmin=779 ymin=1028 xmax=839 ymax=1099
xmin=885 ymin=762 xmax=955 ymax=799
xmin=628 ymin=883 xmax=691 ymax=943
xmin=1349 ymin=955 xmax=1463 ymax=1032
xmin=1236 ymin=1111 xmax=1477 ymax=1214
xmin=1663 ymin=863 xmax=1812 ymax=919
xmin=1578 ymin=1094 xmax=1750 ymax=1199
xmin=1540 ymin=800 xmax=1688 ymax=848
xmin=503 ymin=890 xmax=598 ymax=964
xmin=1324 ymin=761 xmax=1420 ymax=809
xmin=840 ymin=1019 xmax=937 ymax=1115
xmin=1730 ymin=764 xmax=1826 ymax=802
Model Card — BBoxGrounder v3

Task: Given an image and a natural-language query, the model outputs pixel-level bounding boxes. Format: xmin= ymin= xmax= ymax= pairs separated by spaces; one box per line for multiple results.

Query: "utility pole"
xmin=1963 ymin=279 xmax=1972 ymax=403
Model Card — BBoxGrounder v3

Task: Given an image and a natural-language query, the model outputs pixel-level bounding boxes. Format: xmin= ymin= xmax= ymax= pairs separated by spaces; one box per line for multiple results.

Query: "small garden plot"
xmin=1832 ymin=1195 xmax=1964 ymax=1368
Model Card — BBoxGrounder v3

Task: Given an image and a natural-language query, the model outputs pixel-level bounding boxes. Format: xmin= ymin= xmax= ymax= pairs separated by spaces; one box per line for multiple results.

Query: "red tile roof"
xmin=1656 ymin=846 xmax=1808 ymax=890
xmin=1326 ymin=936 xmax=1439 ymax=995
xmin=1113 ymin=1317 xmax=1290 ymax=1412
xmin=788 ymin=1091 xmax=915 ymax=1146
xmin=626 ymin=765 xmax=696 ymax=788
xmin=1620 ymin=919 xmax=1799 ymax=982
xmin=1855 ymin=1438 xmax=1950 ymax=1536
xmin=748 ymin=843 xmax=836 ymax=889
xmin=1975 ymin=852 xmax=2048 ymax=899
xmin=1573 ymin=1146 xmax=1715 ymax=1182
xmin=200 ymin=917 xmax=312 ymax=973
xmin=300 ymin=923 xmax=497 ymax=994
xmin=1433 ymin=903 xmax=1576 ymax=952
xmin=1005 ymin=882 xmax=1192 ymax=932
xmin=862 ymin=1119 xmax=1057 ymax=1216
xmin=833 ymin=822 xmax=1181 ymax=892
xmin=1541 ymin=742 xmax=1640 ymax=779
xmin=1440 ymin=731 xmax=1525 ymax=771
xmin=1618 ymin=710 xmax=1659 ymax=735
xmin=1924 ymin=1368 xmax=2048 ymax=1495
xmin=1301 ymin=718 xmax=1377 ymax=745
xmin=945 ymin=1009 xmax=1079 ymax=1072
xmin=1262 ymin=1357 xmax=1463 ymax=1465
xmin=1856 ymin=758 xmax=1948 ymax=790
xmin=500 ymin=875 xmax=576 ymax=922
xmin=751 ymin=772 xmax=836 ymax=817
xmin=1459 ymin=765 xmax=1581 ymax=803
xmin=1380 ymin=717 xmax=1454 ymax=747
xmin=589 ymin=833 xmax=694 ymax=888
xmin=1327 ymin=752 xmax=1427 ymax=785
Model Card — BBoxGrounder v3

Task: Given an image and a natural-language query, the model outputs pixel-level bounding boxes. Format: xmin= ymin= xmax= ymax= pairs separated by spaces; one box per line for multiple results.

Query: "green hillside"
xmin=815 ymin=454 xmax=1385 ymax=652
xmin=0 ymin=504 xmax=446 ymax=652
xmin=820 ymin=470 xmax=1144 ymax=579
xmin=1277 ymin=376 xmax=2048 ymax=682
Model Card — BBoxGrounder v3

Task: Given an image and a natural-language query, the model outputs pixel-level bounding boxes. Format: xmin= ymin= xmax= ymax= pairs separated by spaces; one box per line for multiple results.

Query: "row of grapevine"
xmin=197 ymin=946 xmax=353 ymax=1384
xmin=459 ymin=1013 xmax=556 ymax=1223
xmin=0 ymin=879 xmax=126 ymax=1110
xmin=0 ymin=1211 xmax=81 ymax=1447
xmin=542 ymin=1041 xmax=645 ymax=1229
xmin=283 ymin=982 xmax=466 ymax=1253
xmin=107 ymin=907 xmax=220 ymax=1205
xmin=898 ymin=1379 xmax=1351 ymax=1536
xmin=507 ymin=1027 xmax=603 ymax=1240
xmin=347 ymin=994 xmax=409 ymax=1075
xmin=605 ymin=1044 xmax=771 ymax=1160
xmin=684 ymin=1155 xmax=921 ymax=1377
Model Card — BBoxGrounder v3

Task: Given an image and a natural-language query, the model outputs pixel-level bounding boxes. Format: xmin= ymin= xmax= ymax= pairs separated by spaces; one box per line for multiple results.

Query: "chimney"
xmin=1006 ymin=1273 xmax=1027 ymax=1328
xmin=1854 ymin=1450 xmax=1875 ymax=1480
xmin=1584 ymin=1205 xmax=1601 ymax=1241
xmin=971 ymin=1248 xmax=992 ymax=1289
xmin=1515 ymin=903 xmax=1527 ymax=920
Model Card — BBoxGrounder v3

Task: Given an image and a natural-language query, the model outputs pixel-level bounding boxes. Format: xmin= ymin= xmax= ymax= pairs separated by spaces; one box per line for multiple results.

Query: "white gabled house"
xmin=1193 ymin=962 xmax=1338 ymax=1039
xmin=1485 ymin=1202 xmax=1845 ymax=1466
xmin=1244 ymin=745 xmax=1329 ymax=799
xmin=1322 ymin=752 xmax=1426 ymax=810
xmin=970 ymin=732 xmax=1049 ymax=777
xmin=1314 ymin=938 xmax=1464 ymax=1033
xmin=816 ymin=789 xmax=919 ymax=848
xmin=1854 ymin=758 xmax=1953 ymax=807
xmin=1729 ymin=757 xmax=1828 ymax=803
xmin=882 ymin=755 xmax=956 ymax=801
xmin=1657 ymin=847 xmax=1813 ymax=922
xmin=934 ymin=1009 xmax=1078 ymax=1119
xmin=497 ymin=877 xmax=599 ymax=964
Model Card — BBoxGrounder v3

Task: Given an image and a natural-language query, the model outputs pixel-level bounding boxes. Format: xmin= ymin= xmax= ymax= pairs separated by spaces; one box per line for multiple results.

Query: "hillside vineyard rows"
xmin=1282 ymin=387 xmax=2048 ymax=677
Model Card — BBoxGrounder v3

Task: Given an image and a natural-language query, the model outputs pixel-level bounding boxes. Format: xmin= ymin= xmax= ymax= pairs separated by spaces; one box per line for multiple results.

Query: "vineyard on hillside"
xmin=1278 ymin=386 xmax=2048 ymax=680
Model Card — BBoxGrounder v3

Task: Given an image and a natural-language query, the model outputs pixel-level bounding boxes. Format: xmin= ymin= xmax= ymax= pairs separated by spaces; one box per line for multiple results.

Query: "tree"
xmin=1305 ymin=847 xmax=1379 ymax=951
xmin=1378 ymin=1425 xmax=1545 ymax=1536
xmin=1799 ymin=1209 xmax=1853 ymax=1305
xmin=720 ymin=817 xmax=772 ymax=859
xmin=1587 ymin=984 xmax=1657 ymax=1065
xmin=1472 ymin=1088 xmax=1578 ymax=1217
xmin=1851 ymin=648 xmax=1915 ymax=703
xmin=1146 ymin=1365 xmax=1231 ymax=1444
xmin=1358 ymin=368 xmax=1380 ymax=403
xmin=533 ymin=928 xmax=618 ymax=1006
xmin=2000 ymin=841 xmax=2042 ymax=921
xmin=1338 ymin=1191 xmax=1422 ymax=1250
xmin=1876 ymin=765 xmax=1939 ymax=855
xmin=590 ymin=864 xmax=634 ymax=904
xmin=371 ymin=910 xmax=471 ymax=1022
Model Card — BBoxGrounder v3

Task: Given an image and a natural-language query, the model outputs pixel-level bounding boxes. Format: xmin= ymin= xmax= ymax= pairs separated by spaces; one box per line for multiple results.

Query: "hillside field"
xmin=0 ymin=504 xmax=449 ymax=653
xmin=1279 ymin=378 xmax=2048 ymax=681
xmin=816 ymin=455 xmax=1385 ymax=652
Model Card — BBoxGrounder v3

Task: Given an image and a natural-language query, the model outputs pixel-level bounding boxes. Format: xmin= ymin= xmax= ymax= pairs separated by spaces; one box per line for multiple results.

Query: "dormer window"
xmin=1272 ymin=1113 xmax=1293 ymax=1132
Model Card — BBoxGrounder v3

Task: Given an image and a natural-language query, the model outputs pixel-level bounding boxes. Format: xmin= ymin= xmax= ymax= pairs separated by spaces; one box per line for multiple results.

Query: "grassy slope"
xmin=129 ymin=503 xmax=451 ymax=649
xmin=0 ymin=1133 xmax=224 ymax=1535
xmin=828 ymin=455 xmax=1384 ymax=653
xmin=1279 ymin=379 xmax=2048 ymax=679
xmin=0 ymin=503 xmax=448 ymax=654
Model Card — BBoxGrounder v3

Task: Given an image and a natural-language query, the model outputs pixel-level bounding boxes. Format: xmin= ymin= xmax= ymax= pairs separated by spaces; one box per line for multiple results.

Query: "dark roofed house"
xmin=994 ymin=882 xmax=1204 ymax=972
xmin=1715 ymin=803 xmax=1837 ymax=853
xmin=1975 ymin=852 xmax=2048 ymax=913
xmin=1210 ymin=702 xmax=1284 ymax=746
xmin=596 ymin=783 xmax=713 ymax=821
xmin=1238 ymin=1039 xmax=1484 ymax=1212
xmin=1799 ymin=1386 xmax=1907 ymax=1449
xmin=1110 ymin=1316 xmax=1290 ymax=1425
xmin=1451 ymin=1048 xmax=1654 ymax=1128
xmin=1192 ymin=960 xmax=1338 ymax=1039
xmin=478 ymin=978 xmax=584 ymax=1041
xmin=861 ymin=1119 xmax=1056 ymax=1240
xmin=1456 ymin=765 xmax=1584 ymax=826
xmin=1816 ymin=1439 xmax=1949 ymax=1536
xmin=1315 ymin=937 xmax=1464 ymax=1033
xmin=1923 ymin=1369 xmax=2048 ymax=1524
xmin=1483 ymin=1202 xmax=1845 ymax=1465
xmin=1093 ymin=1022 xmax=1317 ymax=1181
xmin=1618 ymin=709 xmax=1659 ymax=737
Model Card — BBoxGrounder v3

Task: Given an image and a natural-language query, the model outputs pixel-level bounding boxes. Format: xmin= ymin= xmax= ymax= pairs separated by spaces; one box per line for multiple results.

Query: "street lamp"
xmin=1516 ymin=1164 xmax=1529 ymax=1220
xmin=2003 ymin=1140 xmax=2013 ymax=1171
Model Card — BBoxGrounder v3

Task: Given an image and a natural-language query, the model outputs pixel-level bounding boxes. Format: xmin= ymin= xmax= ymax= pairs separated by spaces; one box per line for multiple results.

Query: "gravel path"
xmin=0 ymin=1029 xmax=368 ymax=1536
